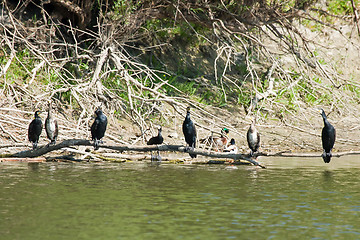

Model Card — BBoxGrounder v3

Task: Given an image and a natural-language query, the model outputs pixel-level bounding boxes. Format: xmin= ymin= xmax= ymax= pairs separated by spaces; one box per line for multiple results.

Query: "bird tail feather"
xmin=322 ymin=152 xmax=332 ymax=163
xmin=94 ymin=140 xmax=99 ymax=150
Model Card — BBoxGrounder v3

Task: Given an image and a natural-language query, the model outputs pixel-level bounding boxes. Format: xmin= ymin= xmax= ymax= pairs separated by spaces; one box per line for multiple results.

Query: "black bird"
xmin=45 ymin=102 xmax=58 ymax=145
xmin=320 ymin=109 xmax=336 ymax=163
xmin=147 ymin=126 xmax=164 ymax=161
xmin=28 ymin=110 xmax=43 ymax=149
xmin=182 ymin=106 xmax=197 ymax=158
xmin=147 ymin=126 xmax=164 ymax=145
xmin=91 ymin=108 xmax=108 ymax=150
xmin=247 ymin=119 xmax=260 ymax=157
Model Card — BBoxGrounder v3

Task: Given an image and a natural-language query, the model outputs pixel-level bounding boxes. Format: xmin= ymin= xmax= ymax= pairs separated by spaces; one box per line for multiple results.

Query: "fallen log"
xmin=6 ymin=139 xmax=266 ymax=168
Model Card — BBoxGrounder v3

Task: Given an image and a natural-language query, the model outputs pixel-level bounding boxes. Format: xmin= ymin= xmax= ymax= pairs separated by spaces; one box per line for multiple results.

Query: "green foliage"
xmin=102 ymin=70 xmax=128 ymax=101
xmin=237 ymin=89 xmax=251 ymax=107
xmin=0 ymin=48 xmax=35 ymax=84
xmin=274 ymin=71 xmax=333 ymax=112
xmin=112 ymin=0 xmax=141 ymax=20
xmin=343 ymin=83 xmax=360 ymax=103
xmin=301 ymin=18 xmax=324 ymax=32
xmin=328 ymin=0 xmax=355 ymax=15
xmin=144 ymin=18 xmax=208 ymax=44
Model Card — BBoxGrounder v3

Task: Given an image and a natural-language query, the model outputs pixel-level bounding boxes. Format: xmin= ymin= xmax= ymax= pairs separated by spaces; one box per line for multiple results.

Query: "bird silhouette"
xmin=147 ymin=126 xmax=164 ymax=161
xmin=182 ymin=106 xmax=197 ymax=158
xmin=320 ymin=109 xmax=336 ymax=163
xmin=91 ymin=108 xmax=108 ymax=150
xmin=28 ymin=110 xmax=43 ymax=149
xmin=147 ymin=126 xmax=164 ymax=145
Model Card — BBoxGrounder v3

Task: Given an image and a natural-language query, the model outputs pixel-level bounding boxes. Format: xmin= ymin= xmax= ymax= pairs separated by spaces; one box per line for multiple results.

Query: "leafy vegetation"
xmin=0 ymin=0 xmax=359 ymax=131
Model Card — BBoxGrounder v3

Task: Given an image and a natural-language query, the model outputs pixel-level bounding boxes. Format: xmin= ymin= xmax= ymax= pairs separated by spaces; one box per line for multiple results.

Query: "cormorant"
xmin=147 ymin=126 xmax=164 ymax=161
xmin=320 ymin=109 xmax=336 ymax=163
xmin=91 ymin=108 xmax=108 ymax=150
xmin=147 ymin=126 xmax=164 ymax=145
xmin=182 ymin=106 xmax=197 ymax=158
xmin=224 ymin=138 xmax=238 ymax=154
xmin=45 ymin=102 xmax=58 ymax=145
xmin=28 ymin=110 xmax=43 ymax=149
xmin=247 ymin=119 xmax=260 ymax=157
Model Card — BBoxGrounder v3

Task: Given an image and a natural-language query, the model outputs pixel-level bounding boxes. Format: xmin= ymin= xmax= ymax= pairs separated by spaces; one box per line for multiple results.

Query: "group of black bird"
xmin=146 ymin=106 xmax=260 ymax=159
xmin=28 ymin=104 xmax=336 ymax=164
xmin=28 ymin=105 xmax=58 ymax=149
xmin=28 ymin=105 xmax=108 ymax=150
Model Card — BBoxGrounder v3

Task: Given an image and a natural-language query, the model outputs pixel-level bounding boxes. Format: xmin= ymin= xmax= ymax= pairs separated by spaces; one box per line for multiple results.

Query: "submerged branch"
xmin=260 ymin=150 xmax=360 ymax=158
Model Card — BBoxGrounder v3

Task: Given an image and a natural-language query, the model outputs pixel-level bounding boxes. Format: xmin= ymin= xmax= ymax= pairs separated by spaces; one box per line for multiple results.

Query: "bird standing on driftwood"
xmin=200 ymin=127 xmax=230 ymax=151
xmin=320 ymin=109 xmax=336 ymax=163
xmin=182 ymin=106 xmax=197 ymax=158
xmin=91 ymin=108 xmax=108 ymax=150
xmin=28 ymin=110 xmax=43 ymax=149
xmin=224 ymin=138 xmax=238 ymax=154
xmin=247 ymin=119 xmax=260 ymax=157
xmin=45 ymin=102 xmax=58 ymax=145
xmin=147 ymin=126 xmax=164 ymax=161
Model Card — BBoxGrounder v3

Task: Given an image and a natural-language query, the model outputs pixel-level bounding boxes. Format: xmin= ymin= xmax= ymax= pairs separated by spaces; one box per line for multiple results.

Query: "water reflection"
xmin=0 ymin=158 xmax=360 ymax=239
xmin=27 ymin=162 xmax=40 ymax=171
xmin=322 ymin=170 xmax=334 ymax=182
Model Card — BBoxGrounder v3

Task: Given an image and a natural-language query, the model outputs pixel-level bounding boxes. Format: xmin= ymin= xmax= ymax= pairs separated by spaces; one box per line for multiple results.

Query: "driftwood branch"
xmin=4 ymin=139 xmax=360 ymax=167
xmin=8 ymin=139 xmax=266 ymax=168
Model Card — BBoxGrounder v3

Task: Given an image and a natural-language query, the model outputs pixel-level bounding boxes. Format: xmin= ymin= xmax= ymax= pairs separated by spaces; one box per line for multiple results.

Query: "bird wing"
xmin=91 ymin=118 xmax=99 ymax=137
xmin=54 ymin=119 xmax=59 ymax=138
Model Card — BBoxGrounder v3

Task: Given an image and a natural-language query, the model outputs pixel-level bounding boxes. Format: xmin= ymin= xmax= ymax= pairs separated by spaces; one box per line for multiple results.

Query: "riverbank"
xmin=1 ymin=1 xmax=360 ymax=159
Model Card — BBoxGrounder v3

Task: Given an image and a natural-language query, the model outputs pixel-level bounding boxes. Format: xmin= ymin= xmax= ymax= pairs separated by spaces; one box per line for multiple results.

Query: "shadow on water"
xmin=28 ymin=162 xmax=40 ymax=171
xmin=322 ymin=169 xmax=334 ymax=181
xmin=0 ymin=155 xmax=360 ymax=239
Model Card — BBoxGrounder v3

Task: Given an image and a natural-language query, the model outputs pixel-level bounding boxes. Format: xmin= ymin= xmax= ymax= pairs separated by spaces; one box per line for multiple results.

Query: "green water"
xmin=1 ymin=157 xmax=360 ymax=240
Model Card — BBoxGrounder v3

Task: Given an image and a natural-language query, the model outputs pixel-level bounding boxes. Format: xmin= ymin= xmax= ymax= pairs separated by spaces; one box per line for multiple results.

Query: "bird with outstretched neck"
xmin=45 ymin=102 xmax=58 ymax=145
xmin=28 ymin=110 xmax=43 ymax=149
xmin=247 ymin=118 xmax=260 ymax=157
xmin=91 ymin=108 xmax=108 ymax=150
xmin=182 ymin=106 xmax=197 ymax=158
xmin=147 ymin=126 xmax=164 ymax=161
xmin=320 ymin=109 xmax=336 ymax=163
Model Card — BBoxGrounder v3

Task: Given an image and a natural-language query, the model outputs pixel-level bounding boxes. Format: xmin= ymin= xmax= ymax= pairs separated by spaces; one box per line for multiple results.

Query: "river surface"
xmin=1 ymin=156 xmax=360 ymax=239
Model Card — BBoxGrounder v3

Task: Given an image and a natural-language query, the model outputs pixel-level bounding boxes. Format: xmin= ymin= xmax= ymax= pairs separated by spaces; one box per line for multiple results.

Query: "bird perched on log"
xmin=320 ymin=109 xmax=336 ymax=163
xmin=91 ymin=108 xmax=108 ymax=150
xmin=147 ymin=126 xmax=164 ymax=161
xmin=247 ymin=119 xmax=260 ymax=157
xmin=224 ymin=138 xmax=238 ymax=154
xmin=147 ymin=126 xmax=164 ymax=145
xmin=28 ymin=110 xmax=43 ymax=149
xmin=200 ymin=127 xmax=230 ymax=151
xmin=45 ymin=102 xmax=58 ymax=145
xmin=182 ymin=106 xmax=197 ymax=158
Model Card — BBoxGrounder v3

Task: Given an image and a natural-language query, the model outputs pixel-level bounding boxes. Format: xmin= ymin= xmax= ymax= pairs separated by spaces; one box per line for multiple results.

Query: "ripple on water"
xmin=1 ymin=158 xmax=360 ymax=239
